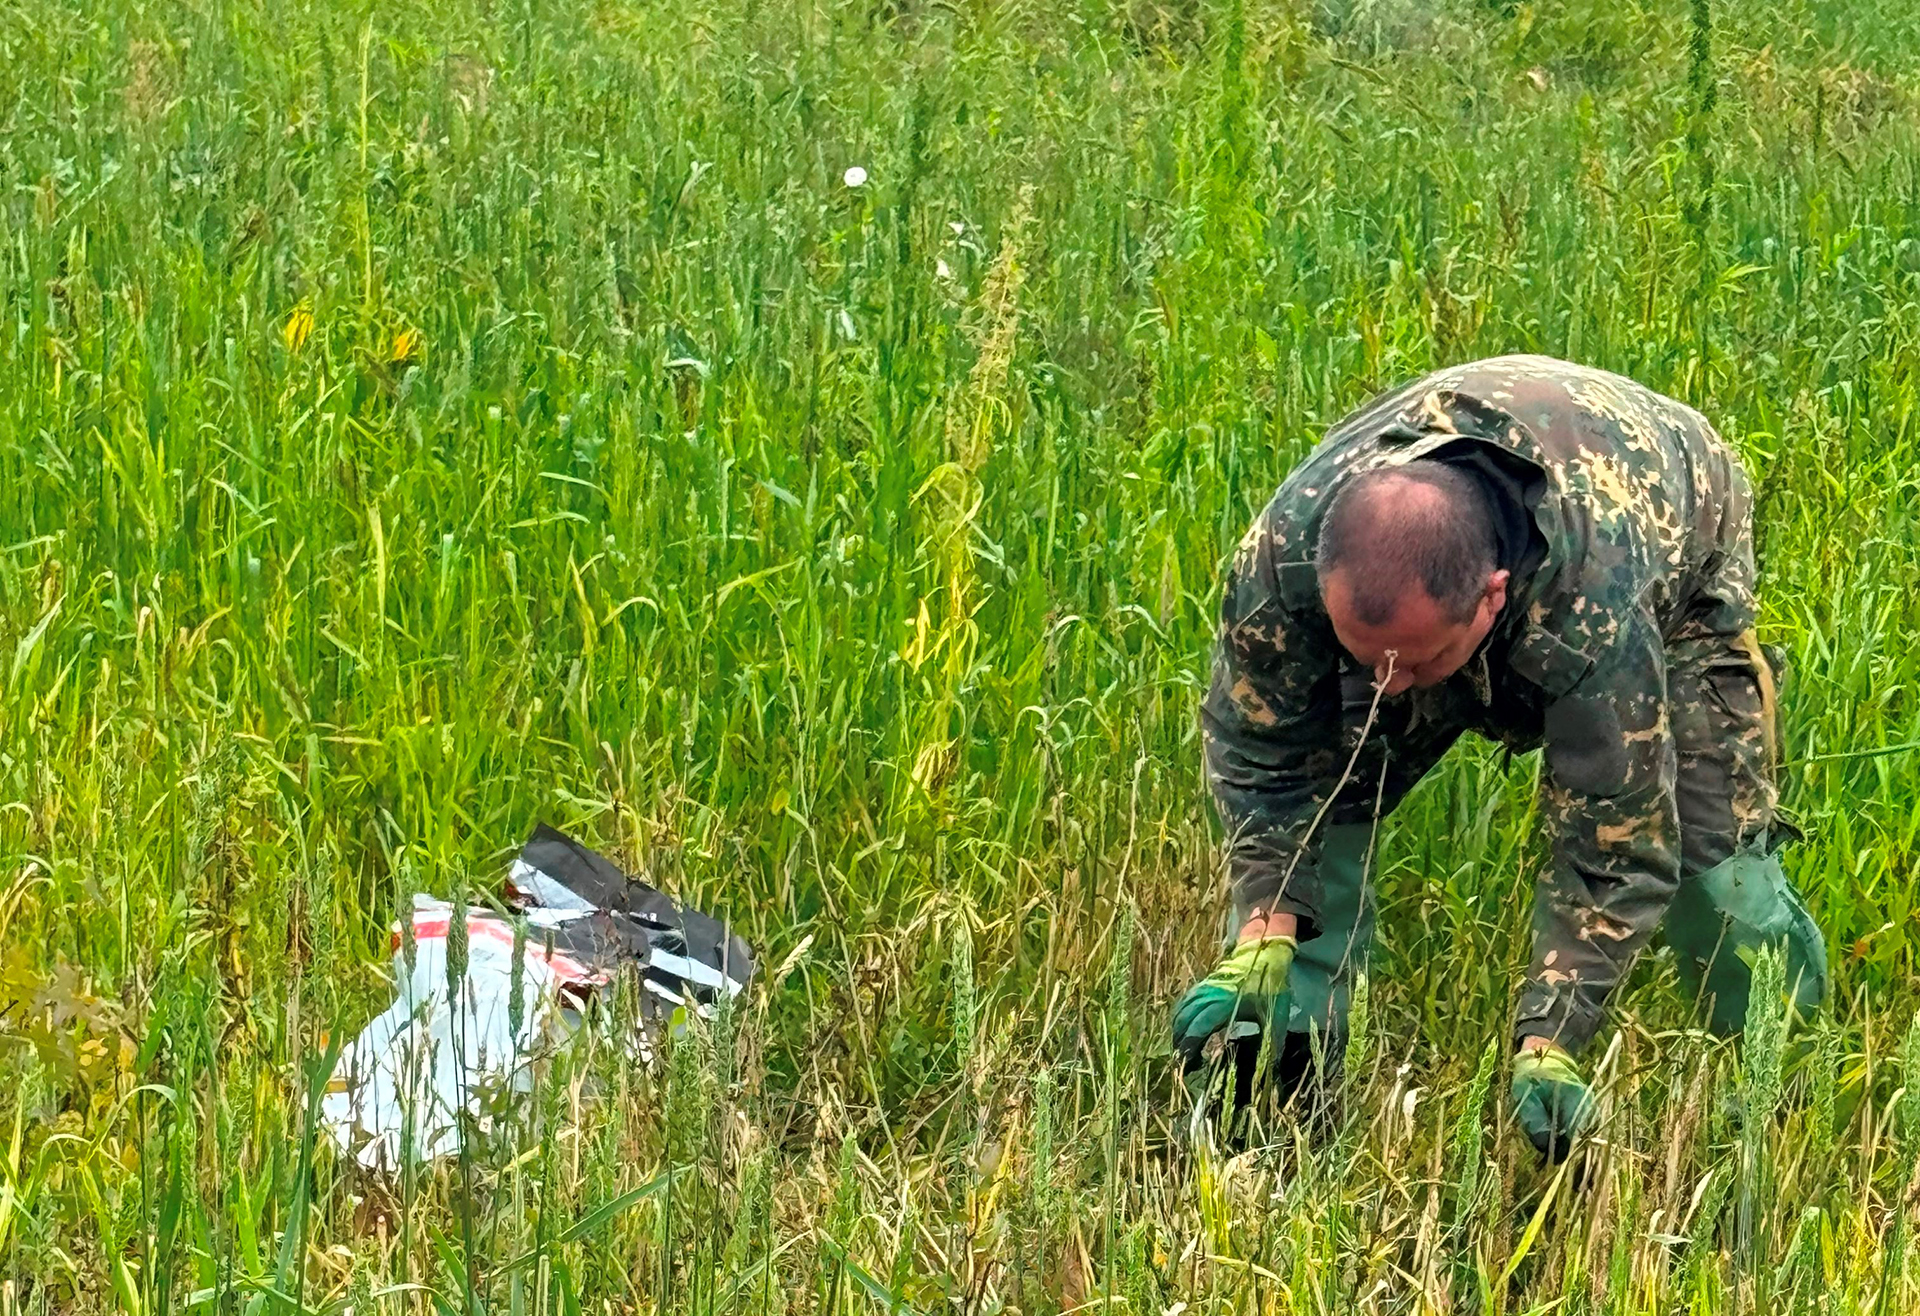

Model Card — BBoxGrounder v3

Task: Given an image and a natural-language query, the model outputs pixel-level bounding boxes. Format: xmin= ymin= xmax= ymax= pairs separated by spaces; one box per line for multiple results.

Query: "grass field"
xmin=5 ymin=0 xmax=1920 ymax=1310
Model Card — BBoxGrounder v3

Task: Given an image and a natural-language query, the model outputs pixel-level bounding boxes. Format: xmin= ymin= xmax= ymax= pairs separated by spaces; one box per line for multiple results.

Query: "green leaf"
xmin=1498 ymin=1158 xmax=1571 ymax=1289
xmin=244 ymin=1031 xmax=344 ymax=1316
xmin=492 ymin=1170 xmax=680 ymax=1277
xmin=818 ymin=1234 xmax=911 ymax=1314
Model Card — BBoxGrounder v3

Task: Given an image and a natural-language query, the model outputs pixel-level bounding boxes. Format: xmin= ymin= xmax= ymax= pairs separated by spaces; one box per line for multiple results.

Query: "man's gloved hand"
xmin=1171 ymin=935 xmax=1297 ymax=1072
xmin=1511 ymin=1041 xmax=1596 ymax=1163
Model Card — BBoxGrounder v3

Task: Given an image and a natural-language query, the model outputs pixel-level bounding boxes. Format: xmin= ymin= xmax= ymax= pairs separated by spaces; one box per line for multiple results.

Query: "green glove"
xmin=1511 ymin=1042 xmax=1596 ymax=1163
xmin=1170 ymin=936 xmax=1296 ymax=1072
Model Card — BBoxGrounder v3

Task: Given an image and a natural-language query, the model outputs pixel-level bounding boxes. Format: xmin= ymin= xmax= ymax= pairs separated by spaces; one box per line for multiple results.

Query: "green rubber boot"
xmin=1282 ymin=823 xmax=1376 ymax=1038
xmin=1216 ymin=824 xmax=1373 ymax=1123
xmin=1663 ymin=851 xmax=1827 ymax=1035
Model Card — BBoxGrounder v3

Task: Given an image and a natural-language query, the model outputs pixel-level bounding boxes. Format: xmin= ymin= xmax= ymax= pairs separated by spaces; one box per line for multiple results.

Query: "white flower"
xmin=935 ymin=258 xmax=952 ymax=279
xmin=843 ymin=165 xmax=867 ymax=188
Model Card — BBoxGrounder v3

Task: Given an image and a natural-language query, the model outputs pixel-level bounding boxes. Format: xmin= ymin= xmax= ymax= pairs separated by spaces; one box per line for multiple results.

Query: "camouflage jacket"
xmin=1204 ymin=354 xmax=1755 ymax=1053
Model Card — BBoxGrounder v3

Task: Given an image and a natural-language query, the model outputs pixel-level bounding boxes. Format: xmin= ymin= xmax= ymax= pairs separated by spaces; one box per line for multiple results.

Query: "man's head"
xmin=1315 ymin=461 xmax=1510 ymax=696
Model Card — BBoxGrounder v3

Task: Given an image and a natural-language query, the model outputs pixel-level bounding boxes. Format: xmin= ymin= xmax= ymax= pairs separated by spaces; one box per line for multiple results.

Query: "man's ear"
xmin=1484 ymin=568 xmax=1511 ymax=613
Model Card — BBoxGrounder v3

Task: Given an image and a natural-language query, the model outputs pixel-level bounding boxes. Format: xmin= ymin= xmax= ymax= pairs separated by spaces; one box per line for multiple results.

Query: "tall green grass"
xmin=4 ymin=0 xmax=1920 ymax=1309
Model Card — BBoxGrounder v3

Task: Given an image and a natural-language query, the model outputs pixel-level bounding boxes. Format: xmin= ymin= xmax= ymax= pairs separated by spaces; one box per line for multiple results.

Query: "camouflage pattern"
xmin=1204 ymin=354 xmax=1817 ymax=1054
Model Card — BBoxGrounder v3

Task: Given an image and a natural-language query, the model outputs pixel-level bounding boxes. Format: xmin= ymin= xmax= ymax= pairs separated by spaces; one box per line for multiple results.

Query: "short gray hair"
xmin=1314 ymin=461 xmax=1498 ymax=626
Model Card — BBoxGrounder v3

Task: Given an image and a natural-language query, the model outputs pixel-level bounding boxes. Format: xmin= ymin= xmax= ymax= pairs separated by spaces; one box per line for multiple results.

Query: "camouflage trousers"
xmin=1239 ymin=633 xmax=1828 ymax=1044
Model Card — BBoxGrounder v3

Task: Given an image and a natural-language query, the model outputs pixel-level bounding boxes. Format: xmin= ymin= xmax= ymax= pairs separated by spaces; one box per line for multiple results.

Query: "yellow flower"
xmin=390 ymin=328 xmax=421 ymax=363
xmin=282 ymin=305 xmax=314 ymax=352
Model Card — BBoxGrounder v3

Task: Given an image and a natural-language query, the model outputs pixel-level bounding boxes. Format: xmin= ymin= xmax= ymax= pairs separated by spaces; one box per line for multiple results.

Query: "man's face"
xmin=1321 ymin=568 xmax=1510 ymax=696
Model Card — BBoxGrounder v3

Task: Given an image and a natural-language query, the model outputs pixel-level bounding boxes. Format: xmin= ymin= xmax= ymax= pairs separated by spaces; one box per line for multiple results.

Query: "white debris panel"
xmin=322 ymin=825 xmax=752 ymax=1170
